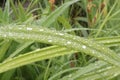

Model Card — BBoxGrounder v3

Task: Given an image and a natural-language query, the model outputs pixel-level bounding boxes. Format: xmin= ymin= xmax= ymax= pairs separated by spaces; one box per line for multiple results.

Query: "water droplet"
xmin=39 ymin=29 xmax=44 ymax=31
xmin=35 ymin=49 xmax=40 ymax=51
xmin=113 ymin=73 xmax=118 ymax=77
xmin=68 ymin=74 xmax=72 ymax=78
xmin=106 ymin=66 xmax=112 ymax=70
xmin=67 ymin=41 xmax=72 ymax=44
xmin=97 ymin=69 xmax=102 ymax=72
xmin=8 ymin=32 xmax=12 ymax=36
xmin=3 ymin=34 xmax=7 ymax=37
xmin=27 ymin=27 xmax=32 ymax=31
xmin=92 ymin=51 xmax=95 ymax=54
xmin=82 ymin=45 xmax=86 ymax=49
xmin=18 ymin=27 xmax=22 ymax=30
xmin=103 ymin=72 xmax=108 ymax=75
xmin=73 ymin=37 xmax=76 ymax=40
xmin=83 ymin=73 xmax=88 ymax=76
xmin=102 ymin=47 xmax=105 ymax=50
xmin=94 ymin=63 xmax=98 ymax=66
xmin=58 ymin=33 xmax=64 ymax=36
xmin=48 ymin=39 xmax=52 ymax=42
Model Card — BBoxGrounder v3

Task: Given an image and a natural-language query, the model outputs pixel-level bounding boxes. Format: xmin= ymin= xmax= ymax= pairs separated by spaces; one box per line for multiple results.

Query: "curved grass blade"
xmin=0 ymin=40 xmax=12 ymax=61
xmin=0 ymin=46 xmax=76 ymax=73
xmin=0 ymin=25 xmax=120 ymax=67
xmin=78 ymin=67 xmax=120 ymax=80
xmin=0 ymin=26 xmax=120 ymax=66
xmin=60 ymin=61 xmax=120 ymax=80
xmin=0 ymin=25 xmax=119 ymax=72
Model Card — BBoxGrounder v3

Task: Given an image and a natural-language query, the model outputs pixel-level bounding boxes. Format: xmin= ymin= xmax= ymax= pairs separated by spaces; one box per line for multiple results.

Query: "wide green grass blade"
xmin=96 ymin=36 xmax=120 ymax=46
xmin=0 ymin=25 xmax=120 ymax=73
xmin=60 ymin=60 xmax=120 ymax=80
xmin=0 ymin=46 xmax=76 ymax=73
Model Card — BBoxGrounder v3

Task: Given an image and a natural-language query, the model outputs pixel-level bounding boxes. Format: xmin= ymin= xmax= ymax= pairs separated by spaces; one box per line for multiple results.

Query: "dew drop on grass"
xmin=18 ymin=27 xmax=22 ymax=30
xmin=27 ymin=27 xmax=32 ymax=31
xmin=106 ymin=66 xmax=112 ymax=70
xmin=67 ymin=41 xmax=72 ymax=44
xmin=8 ymin=32 xmax=12 ymax=36
xmin=113 ymin=73 xmax=118 ymax=77
xmin=58 ymin=33 xmax=64 ymax=36
xmin=68 ymin=74 xmax=72 ymax=78
xmin=82 ymin=45 xmax=86 ymax=49
xmin=35 ymin=49 xmax=40 ymax=51
xmin=3 ymin=34 xmax=7 ymax=37
xmin=48 ymin=39 xmax=52 ymax=42
xmin=103 ymin=72 xmax=108 ymax=76
xmin=94 ymin=63 xmax=98 ymax=66
xmin=97 ymin=69 xmax=103 ymax=72
xmin=73 ymin=37 xmax=76 ymax=40
xmin=39 ymin=29 xmax=44 ymax=31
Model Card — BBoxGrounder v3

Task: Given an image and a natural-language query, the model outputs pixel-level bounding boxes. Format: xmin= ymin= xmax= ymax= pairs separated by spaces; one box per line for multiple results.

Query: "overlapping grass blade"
xmin=59 ymin=60 xmax=120 ymax=80
xmin=0 ymin=25 xmax=120 ymax=74
xmin=0 ymin=46 xmax=76 ymax=73
xmin=96 ymin=36 xmax=120 ymax=46
xmin=0 ymin=40 xmax=12 ymax=61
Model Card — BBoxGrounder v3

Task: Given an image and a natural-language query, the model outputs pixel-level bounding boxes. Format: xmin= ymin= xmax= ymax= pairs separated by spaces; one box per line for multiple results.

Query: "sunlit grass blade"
xmin=0 ymin=40 xmax=12 ymax=61
xmin=96 ymin=36 xmax=120 ymax=46
xmin=0 ymin=46 xmax=76 ymax=73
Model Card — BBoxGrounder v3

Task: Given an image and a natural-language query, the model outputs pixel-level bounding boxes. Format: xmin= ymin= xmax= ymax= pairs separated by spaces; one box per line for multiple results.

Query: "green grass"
xmin=0 ymin=0 xmax=120 ymax=80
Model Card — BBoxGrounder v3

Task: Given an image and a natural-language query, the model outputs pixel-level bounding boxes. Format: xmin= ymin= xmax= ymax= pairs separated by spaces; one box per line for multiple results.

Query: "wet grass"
xmin=0 ymin=0 xmax=120 ymax=80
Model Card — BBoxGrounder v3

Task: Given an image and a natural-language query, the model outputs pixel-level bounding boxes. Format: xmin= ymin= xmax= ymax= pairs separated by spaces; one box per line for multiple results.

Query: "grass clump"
xmin=0 ymin=0 xmax=120 ymax=80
